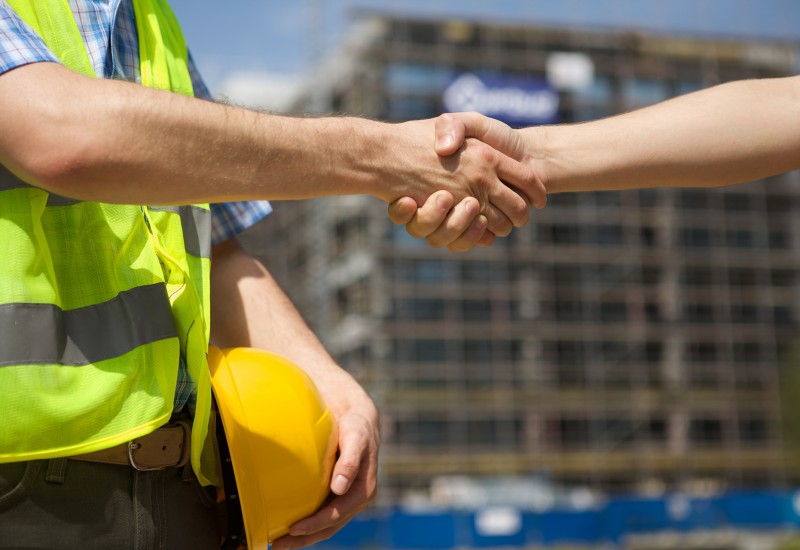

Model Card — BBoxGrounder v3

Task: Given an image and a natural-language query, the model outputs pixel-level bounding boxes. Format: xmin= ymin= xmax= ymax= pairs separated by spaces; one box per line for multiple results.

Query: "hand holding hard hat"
xmin=209 ymin=346 xmax=339 ymax=549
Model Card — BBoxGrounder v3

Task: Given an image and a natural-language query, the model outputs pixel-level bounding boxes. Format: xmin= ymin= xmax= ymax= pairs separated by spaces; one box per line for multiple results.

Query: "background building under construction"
xmin=241 ymin=10 xmax=800 ymax=507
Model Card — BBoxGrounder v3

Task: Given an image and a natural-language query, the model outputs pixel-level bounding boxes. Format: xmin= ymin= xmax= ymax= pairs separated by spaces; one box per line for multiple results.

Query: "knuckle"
xmin=492 ymin=218 xmax=512 ymax=237
xmin=337 ymin=458 xmax=361 ymax=478
xmin=406 ymin=225 xmax=425 ymax=239
xmin=472 ymin=174 xmax=492 ymax=199
xmin=477 ymin=145 xmax=497 ymax=165
xmin=448 ymin=242 xmax=471 ymax=253
xmin=426 ymin=235 xmax=447 ymax=249
xmin=330 ymin=507 xmax=344 ymax=523
xmin=510 ymin=199 xmax=530 ymax=227
xmin=390 ymin=211 xmax=412 ymax=225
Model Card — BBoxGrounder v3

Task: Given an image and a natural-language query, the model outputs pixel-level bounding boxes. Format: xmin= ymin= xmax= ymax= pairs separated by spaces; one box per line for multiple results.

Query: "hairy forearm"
xmin=209 ymin=239 xmax=370 ymax=412
xmin=524 ymin=77 xmax=800 ymax=192
xmin=0 ymin=63 xmax=389 ymax=204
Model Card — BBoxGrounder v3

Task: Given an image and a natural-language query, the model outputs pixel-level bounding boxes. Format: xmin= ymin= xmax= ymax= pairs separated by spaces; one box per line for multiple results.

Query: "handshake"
xmin=380 ymin=76 xmax=800 ymax=253
xmin=382 ymin=112 xmax=547 ymax=253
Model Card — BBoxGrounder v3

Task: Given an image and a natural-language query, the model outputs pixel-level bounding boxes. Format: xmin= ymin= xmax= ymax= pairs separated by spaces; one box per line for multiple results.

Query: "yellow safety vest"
xmin=0 ymin=0 xmax=216 ymax=486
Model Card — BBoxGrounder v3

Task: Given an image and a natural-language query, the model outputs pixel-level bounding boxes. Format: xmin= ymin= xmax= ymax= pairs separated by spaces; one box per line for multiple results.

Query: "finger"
xmin=462 ymin=139 xmax=530 ymax=228
xmin=486 ymin=185 xmax=530 ymax=229
xmin=273 ymin=524 xmax=342 ymax=550
xmin=495 ymin=153 xmax=547 ymax=209
xmin=387 ymin=197 xmax=418 ymax=225
xmin=405 ymin=190 xmax=454 ymax=238
xmin=446 ymin=214 xmax=489 ymax=253
xmin=289 ymin=496 xmax=348 ymax=538
xmin=287 ymin=416 xmax=377 ymax=538
xmin=289 ymin=476 xmax=371 ymax=537
xmin=483 ymin=153 xmax=536 ymax=223
xmin=482 ymin=201 xmax=514 ymax=237
xmin=477 ymin=230 xmax=496 ymax=247
xmin=329 ymin=425 xmax=368 ymax=496
xmin=426 ymin=197 xmax=481 ymax=249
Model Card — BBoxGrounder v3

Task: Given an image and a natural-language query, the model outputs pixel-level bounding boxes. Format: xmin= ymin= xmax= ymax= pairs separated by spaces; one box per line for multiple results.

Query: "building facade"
xmin=241 ymin=13 xmax=800 ymax=502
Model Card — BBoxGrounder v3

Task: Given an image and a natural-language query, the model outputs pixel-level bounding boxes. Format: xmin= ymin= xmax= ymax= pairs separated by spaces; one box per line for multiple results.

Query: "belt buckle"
xmin=126 ymin=420 xmax=192 ymax=471
xmin=128 ymin=441 xmax=164 ymax=472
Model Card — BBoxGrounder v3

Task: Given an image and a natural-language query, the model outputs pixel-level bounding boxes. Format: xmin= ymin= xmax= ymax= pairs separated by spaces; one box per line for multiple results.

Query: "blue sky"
xmin=168 ymin=0 xmax=800 ymax=95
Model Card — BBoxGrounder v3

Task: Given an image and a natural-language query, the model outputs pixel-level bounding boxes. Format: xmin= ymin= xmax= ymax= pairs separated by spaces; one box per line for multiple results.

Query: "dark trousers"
xmin=0 ymin=458 xmax=220 ymax=549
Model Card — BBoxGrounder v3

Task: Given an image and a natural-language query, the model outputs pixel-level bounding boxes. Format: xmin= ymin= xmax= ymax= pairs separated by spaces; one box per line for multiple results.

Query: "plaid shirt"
xmin=0 ymin=0 xmax=272 ymax=412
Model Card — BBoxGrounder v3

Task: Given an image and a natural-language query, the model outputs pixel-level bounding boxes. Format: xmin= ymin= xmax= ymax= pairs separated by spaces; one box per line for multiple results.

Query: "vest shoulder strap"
xmin=5 ymin=0 xmax=95 ymax=77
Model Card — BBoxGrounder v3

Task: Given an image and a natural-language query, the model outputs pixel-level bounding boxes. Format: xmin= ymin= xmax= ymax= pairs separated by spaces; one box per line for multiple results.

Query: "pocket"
xmin=0 ymin=461 xmax=42 ymax=511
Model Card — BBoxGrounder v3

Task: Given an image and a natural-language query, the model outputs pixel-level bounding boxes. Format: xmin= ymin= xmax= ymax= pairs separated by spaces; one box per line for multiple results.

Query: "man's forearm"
xmin=525 ymin=76 xmax=800 ymax=193
xmin=0 ymin=62 xmax=390 ymax=204
xmin=209 ymin=238 xmax=366 ymax=408
xmin=0 ymin=62 xmax=540 ymax=232
xmin=209 ymin=239 xmax=380 ymax=547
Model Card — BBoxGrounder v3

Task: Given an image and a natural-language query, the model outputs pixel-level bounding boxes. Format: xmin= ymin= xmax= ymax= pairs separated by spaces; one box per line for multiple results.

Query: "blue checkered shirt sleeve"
xmin=210 ymin=200 xmax=273 ymax=246
xmin=0 ymin=1 xmax=59 ymax=73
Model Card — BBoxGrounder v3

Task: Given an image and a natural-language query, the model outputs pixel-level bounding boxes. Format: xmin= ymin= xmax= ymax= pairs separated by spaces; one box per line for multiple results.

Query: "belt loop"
xmin=45 ymin=458 xmax=68 ymax=484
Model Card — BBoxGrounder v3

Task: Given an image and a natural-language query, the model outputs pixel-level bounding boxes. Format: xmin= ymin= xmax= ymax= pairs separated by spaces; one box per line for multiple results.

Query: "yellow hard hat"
xmin=208 ymin=346 xmax=339 ymax=548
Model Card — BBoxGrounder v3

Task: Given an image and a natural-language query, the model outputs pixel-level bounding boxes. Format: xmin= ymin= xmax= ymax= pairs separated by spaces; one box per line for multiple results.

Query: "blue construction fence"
xmin=315 ymin=491 xmax=800 ymax=549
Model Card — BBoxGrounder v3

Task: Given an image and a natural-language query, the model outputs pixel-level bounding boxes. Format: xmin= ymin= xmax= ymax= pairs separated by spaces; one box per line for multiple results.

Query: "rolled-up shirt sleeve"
xmin=210 ymin=201 xmax=273 ymax=246
xmin=0 ymin=1 xmax=60 ymax=76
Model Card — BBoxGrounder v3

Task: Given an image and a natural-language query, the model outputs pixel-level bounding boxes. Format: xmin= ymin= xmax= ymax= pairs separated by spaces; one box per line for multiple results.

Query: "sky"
xmin=168 ymin=0 xmax=800 ymax=103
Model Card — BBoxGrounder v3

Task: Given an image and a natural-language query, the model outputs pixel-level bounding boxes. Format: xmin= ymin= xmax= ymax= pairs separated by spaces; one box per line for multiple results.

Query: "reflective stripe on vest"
xmin=0 ymin=0 xmax=215 ymax=485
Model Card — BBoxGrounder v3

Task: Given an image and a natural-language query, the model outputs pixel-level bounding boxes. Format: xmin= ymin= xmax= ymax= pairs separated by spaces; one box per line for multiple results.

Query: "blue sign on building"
xmin=442 ymin=72 xmax=559 ymax=127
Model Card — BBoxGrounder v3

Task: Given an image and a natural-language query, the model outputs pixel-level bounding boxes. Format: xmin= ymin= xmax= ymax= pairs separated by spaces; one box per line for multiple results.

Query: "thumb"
xmin=434 ymin=113 xmax=467 ymax=156
xmin=435 ymin=112 xmax=526 ymax=161
xmin=330 ymin=419 xmax=368 ymax=495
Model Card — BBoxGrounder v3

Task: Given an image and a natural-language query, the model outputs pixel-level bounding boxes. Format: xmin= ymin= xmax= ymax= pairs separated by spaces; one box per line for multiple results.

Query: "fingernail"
xmin=332 ymin=474 xmax=350 ymax=494
xmin=437 ymin=135 xmax=454 ymax=149
xmin=436 ymin=195 xmax=450 ymax=210
xmin=464 ymin=200 xmax=478 ymax=215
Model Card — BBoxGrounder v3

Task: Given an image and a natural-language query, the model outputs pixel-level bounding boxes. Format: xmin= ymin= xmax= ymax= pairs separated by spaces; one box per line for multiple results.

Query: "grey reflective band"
xmin=0 ymin=283 xmax=178 ymax=366
xmin=149 ymin=205 xmax=212 ymax=259
xmin=46 ymin=194 xmax=81 ymax=207
xmin=0 ymin=164 xmax=30 ymax=192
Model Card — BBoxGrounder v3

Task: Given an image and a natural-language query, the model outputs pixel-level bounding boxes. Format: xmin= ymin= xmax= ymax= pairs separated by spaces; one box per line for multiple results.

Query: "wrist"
xmin=521 ymin=125 xmax=556 ymax=194
xmin=319 ymin=117 xmax=395 ymax=199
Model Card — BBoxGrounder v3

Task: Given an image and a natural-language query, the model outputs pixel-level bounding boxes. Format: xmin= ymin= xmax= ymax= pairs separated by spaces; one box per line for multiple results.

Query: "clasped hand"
xmin=388 ymin=113 xmax=544 ymax=252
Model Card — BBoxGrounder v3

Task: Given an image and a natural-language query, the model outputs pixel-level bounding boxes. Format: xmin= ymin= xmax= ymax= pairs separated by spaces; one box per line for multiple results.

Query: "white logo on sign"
xmin=443 ymin=73 xmax=558 ymax=120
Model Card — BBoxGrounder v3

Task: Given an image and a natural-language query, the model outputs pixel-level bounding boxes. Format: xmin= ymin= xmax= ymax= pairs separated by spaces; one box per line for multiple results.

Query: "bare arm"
xmin=391 ymin=76 xmax=800 ymax=247
xmin=209 ymin=238 xmax=379 ymax=550
xmin=529 ymin=76 xmax=800 ymax=192
xmin=0 ymin=62 xmax=541 ymax=234
xmin=435 ymin=76 xmax=800 ymax=192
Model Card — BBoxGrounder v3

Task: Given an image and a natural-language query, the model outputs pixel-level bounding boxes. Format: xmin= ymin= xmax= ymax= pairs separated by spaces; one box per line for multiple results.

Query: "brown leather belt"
xmin=70 ymin=420 xmax=191 ymax=471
